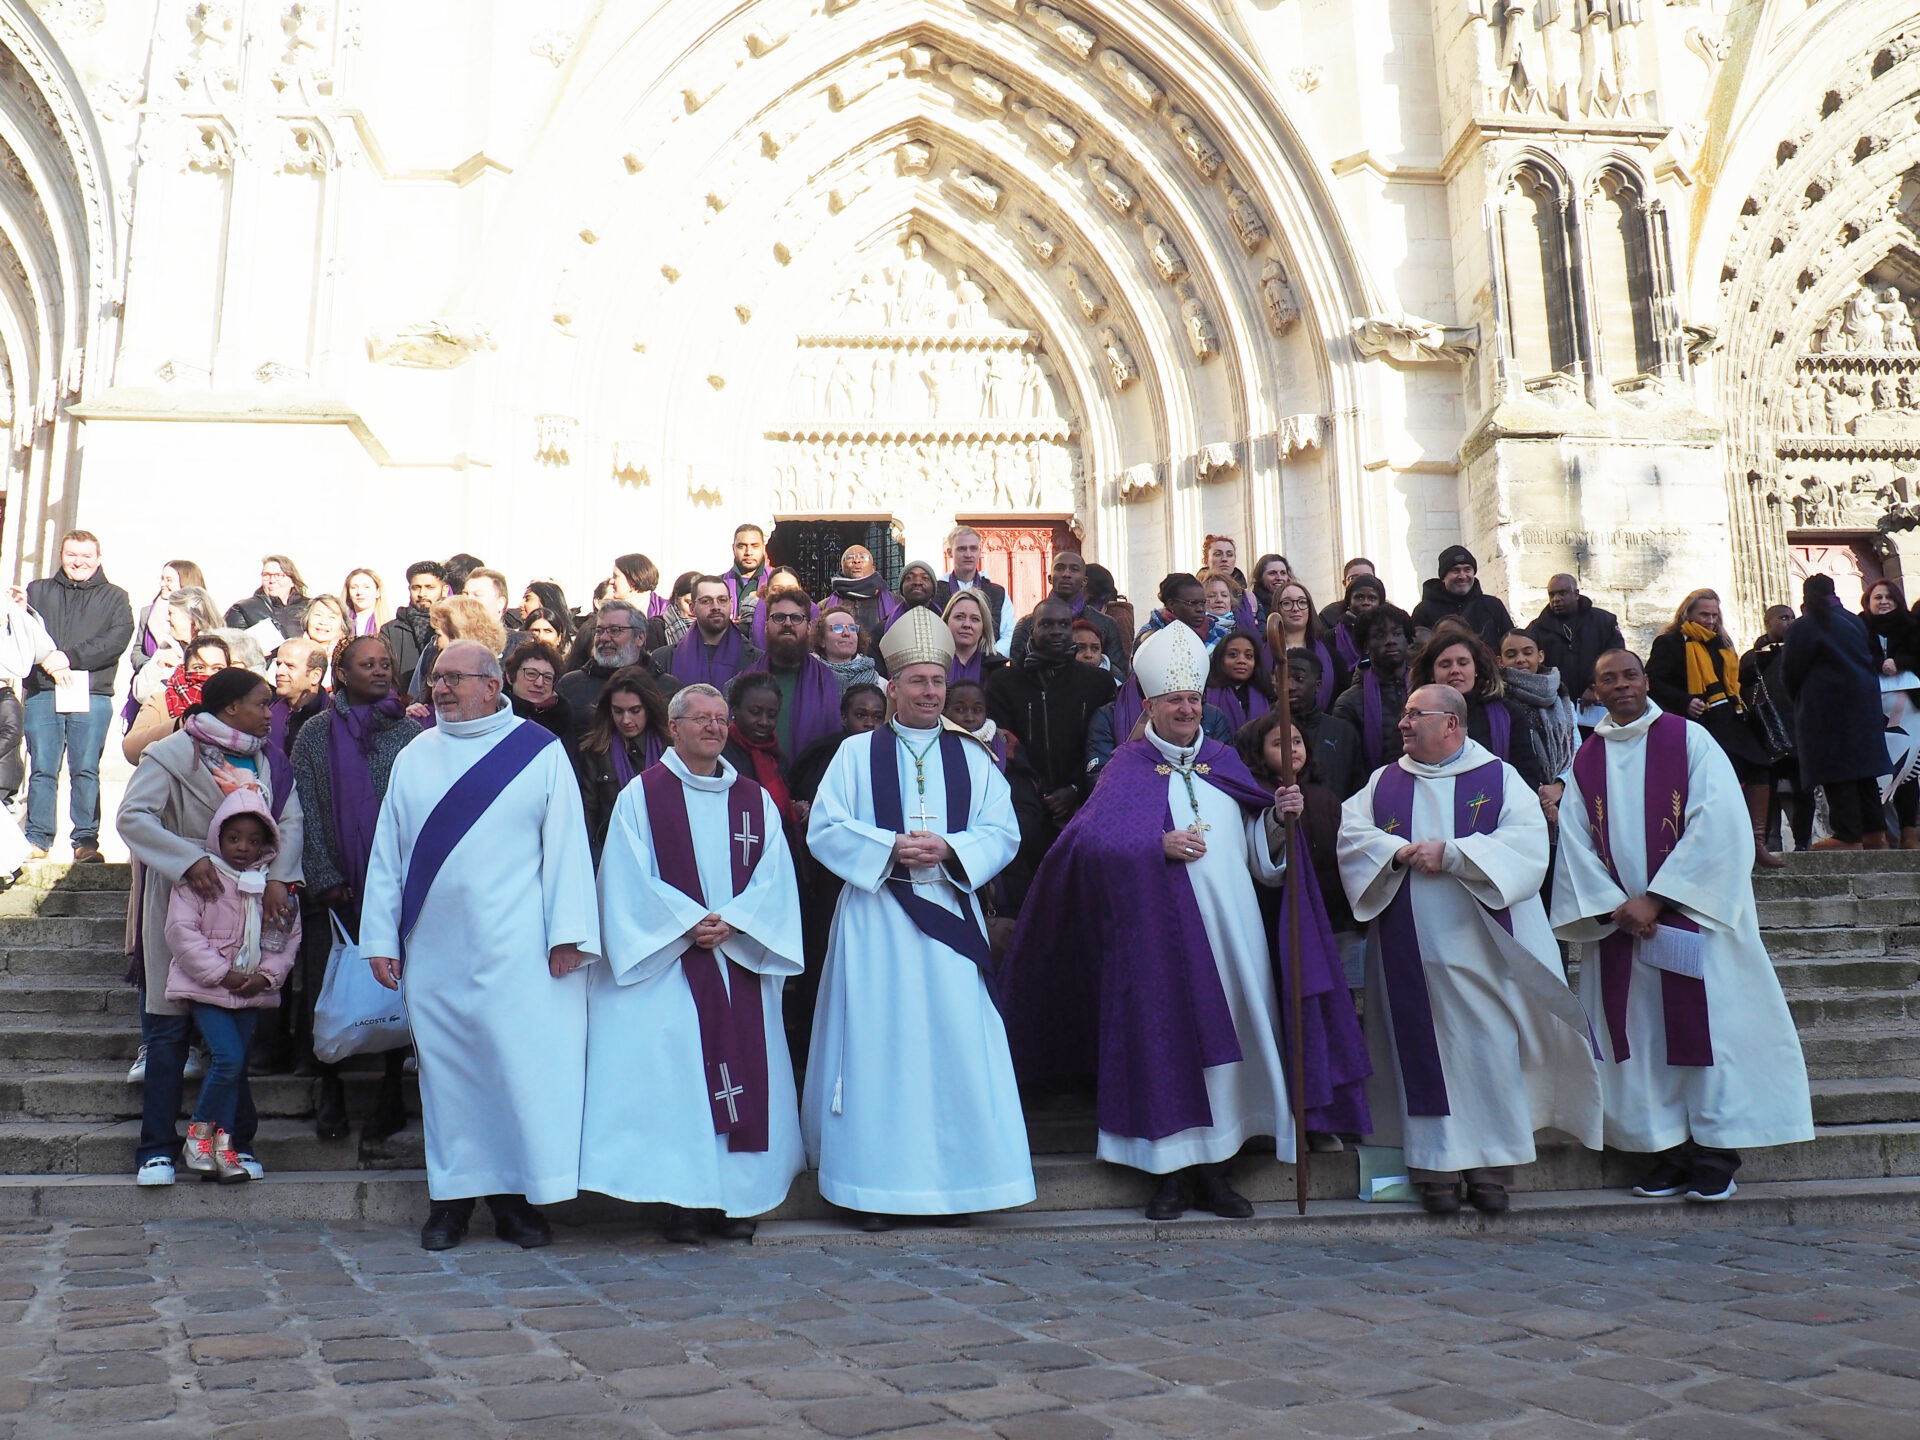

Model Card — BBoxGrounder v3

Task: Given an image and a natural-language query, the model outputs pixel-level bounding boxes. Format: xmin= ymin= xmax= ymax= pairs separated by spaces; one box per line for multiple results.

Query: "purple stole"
xmin=742 ymin=654 xmax=842 ymax=756
xmin=672 ymin=626 xmax=746 ymax=688
xmin=1484 ymin=699 xmax=1511 ymax=760
xmin=353 ymin=610 xmax=378 ymax=637
xmin=1332 ymin=620 xmax=1361 ymax=674
xmin=326 ymin=694 xmax=404 ymax=903
xmin=646 ymin=592 xmax=670 ymax=619
xmin=1370 ymin=758 xmax=1511 ymax=1116
xmin=1571 ymin=714 xmax=1712 ymax=1068
xmin=723 ymin=566 xmax=767 ymax=619
xmin=398 ymin=720 xmax=556 ymax=956
xmin=1360 ymin=669 xmax=1387 ymax=770
xmin=1205 ymin=683 xmax=1269 ymax=735
xmin=1276 ymin=826 xmax=1374 ymax=1135
xmin=868 ymin=726 xmax=994 ymax=977
xmin=641 ymin=765 xmax=771 ymax=1152
xmin=1312 ymin=640 xmax=1335 ymax=713
xmin=949 ymin=649 xmax=986 ymax=686
xmin=609 ymin=729 xmax=667 ymax=788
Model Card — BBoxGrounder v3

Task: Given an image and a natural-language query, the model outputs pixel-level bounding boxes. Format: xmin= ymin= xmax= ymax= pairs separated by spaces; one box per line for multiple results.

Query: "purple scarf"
xmin=949 ymin=648 xmax=987 ymax=686
xmin=1313 ymin=640 xmax=1336 ymax=712
xmin=326 ymin=692 xmax=405 ymax=902
xmin=723 ymin=565 xmax=768 ymax=618
xmin=1332 ymin=620 xmax=1361 ymax=674
xmin=1205 ymin=682 xmax=1270 ymax=735
xmin=646 ymin=592 xmax=670 ymax=619
xmin=609 ymin=729 xmax=667 ymax=788
xmin=1112 ymin=675 xmax=1145 ymax=745
xmin=672 ymin=625 xmax=746 ymax=688
xmin=1360 ymin=669 xmax=1386 ymax=770
xmin=742 ymin=652 xmax=843 ymax=756
xmin=1571 ymin=713 xmax=1711 ymax=1067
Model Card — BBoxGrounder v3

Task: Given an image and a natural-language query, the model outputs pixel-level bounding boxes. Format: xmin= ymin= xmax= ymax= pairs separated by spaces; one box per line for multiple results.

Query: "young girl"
xmin=164 ymin=790 xmax=301 ymax=1182
xmin=1205 ymin=630 xmax=1273 ymax=733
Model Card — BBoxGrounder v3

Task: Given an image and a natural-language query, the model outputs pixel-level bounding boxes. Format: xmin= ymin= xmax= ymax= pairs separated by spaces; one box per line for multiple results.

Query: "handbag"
xmin=311 ymin=910 xmax=410 ymax=1063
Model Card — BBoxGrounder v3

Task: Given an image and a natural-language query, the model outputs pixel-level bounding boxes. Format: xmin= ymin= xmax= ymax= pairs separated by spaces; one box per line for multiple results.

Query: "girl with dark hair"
xmin=119 ymin=665 xmax=302 ymax=1189
xmin=1205 ymin=630 xmax=1273 ymax=733
xmin=1269 ymin=579 xmax=1346 ymax=709
xmin=659 ymin=571 xmax=699 ymax=648
xmin=1248 ymin=554 xmax=1290 ymax=619
xmin=574 ymin=666 xmax=669 ymax=860
xmin=1407 ymin=623 xmax=1548 ymax=789
xmin=609 ymin=553 xmax=666 ymax=622
xmin=1863 ymin=579 xmax=1920 ymax=847
xmin=1785 ymin=573 xmax=1894 ymax=850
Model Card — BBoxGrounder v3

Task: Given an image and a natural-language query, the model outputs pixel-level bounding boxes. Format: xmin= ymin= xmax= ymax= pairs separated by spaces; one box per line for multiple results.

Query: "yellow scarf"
xmin=1681 ymin=621 xmax=1740 ymax=709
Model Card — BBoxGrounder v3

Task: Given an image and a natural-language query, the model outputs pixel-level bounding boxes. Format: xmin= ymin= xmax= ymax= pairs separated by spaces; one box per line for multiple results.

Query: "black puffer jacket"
xmin=1409 ymin=577 xmax=1514 ymax=652
xmin=25 ymin=568 xmax=134 ymax=698
xmin=1528 ymin=596 xmax=1624 ymax=701
xmin=224 ymin=589 xmax=310 ymax=639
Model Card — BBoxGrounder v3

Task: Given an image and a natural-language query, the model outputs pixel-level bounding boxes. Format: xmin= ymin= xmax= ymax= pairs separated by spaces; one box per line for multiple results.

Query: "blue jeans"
xmin=137 ymin=1011 xmax=257 ymax=1164
xmin=187 ymin=1006 xmax=257 ymax=1136
xmin=24 ymin=689 xmax=112 ymax=848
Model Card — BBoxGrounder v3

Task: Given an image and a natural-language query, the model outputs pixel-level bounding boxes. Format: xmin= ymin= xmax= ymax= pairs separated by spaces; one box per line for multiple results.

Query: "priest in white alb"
xmin=802 ymin=607 xmax=1035 ymax=1230
xmin=361 ymin=639 xmax=600 ymax=1253
xmin=1549 ymin=649 xmax=1813 ymax=1203
xmin=1338 ymin=683 xmax=1603 ymax=1216
xmin=581 ymin=681 xmax=804 ymax=1242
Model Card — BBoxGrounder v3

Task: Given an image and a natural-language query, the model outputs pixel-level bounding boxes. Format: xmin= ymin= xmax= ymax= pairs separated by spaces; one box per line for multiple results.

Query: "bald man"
xmin=1528 ymin=574 xmax=1622 ymax=713
xmin=270 ymin=637 xmax=328 ymax=753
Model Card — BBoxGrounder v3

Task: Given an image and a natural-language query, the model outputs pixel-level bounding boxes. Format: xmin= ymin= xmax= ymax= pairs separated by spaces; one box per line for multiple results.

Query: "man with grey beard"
xmin=559 ymin=599 xmax=652 ymax=745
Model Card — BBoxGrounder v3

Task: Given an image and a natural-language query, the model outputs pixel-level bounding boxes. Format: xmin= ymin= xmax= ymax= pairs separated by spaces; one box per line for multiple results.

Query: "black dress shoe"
xmin=1195 ymin=1164 xmax=1254 ymax=1219
xmin=710 ymin=1217 xmax=758 ymax=1241
xmin=314 ymin=1074 xmax=350 ymax=1141
xmin=492 ymin=1200 xmax=553 ymax=1249
xmin=661 ymin=1207 xmax=703 ymax=1244
xmin=1467 ymin=1184 xmax=1509 ymax=1215
xmin=1145 ymin=1174 xmax=1186 ymax=1220
xmin=1419 ymin=1185 xmax=1462 ymax=1216
xmin=857 ymin=1212 xmax=892 ymax=1232
xmin=361 ymin=1074 xmax=408 ymax=1142
xmin=420 ymin=1205 xmax=469 ymax=1251
xmin=932 ymin=1213 xmax=973 ymax=1229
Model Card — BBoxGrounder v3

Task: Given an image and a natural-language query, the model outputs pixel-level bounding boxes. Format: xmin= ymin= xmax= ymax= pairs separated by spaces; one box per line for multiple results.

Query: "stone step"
xmin=1798 ymin=1028 xmax=1920 ymax=1079
xmin=0 ymin=914 xmax=129 ymax=947
xmin=0 ymin=945 xmax=131 ymax=979
xmin=1813 ymin=1077 xmax=1920 ymax=1125
xmin=1 ymin=1126 xmax=1915 ymax=1224
xmin=0 ymin=1067 xmax=419 ymax=1123
xmin=1764 ymin=925 xmax=1908 ymax=960
xmin=1788 ymin=988 xmax=1920 ymax=1026
xmin=1772 ymin=952 xmax=1920 ymax=990
xmin=0 ymin=1015 xmax=141 ymax=1061
xmin=0 ymin=886 xmax=129 ymax=918
xmin=14 ymin=860 xmax=129 ymax=891
xmin=1757 ymin=894 xmax=1920 ymax=928
xmin=0 ymin=979 xmax=136 ymax=1016
xmin=1753 ymin=869 xmax=1920 ymax=901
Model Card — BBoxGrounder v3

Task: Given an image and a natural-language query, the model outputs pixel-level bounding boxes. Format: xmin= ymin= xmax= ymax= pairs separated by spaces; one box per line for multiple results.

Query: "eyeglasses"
xmin=677 ymin=715 xmax=729 ymax=730
xmin=768 ymin=613 xmax=808 ymax=626
xmin=824 ymin=622 xmax=859 ymax=635
xmin=518 ymin=671 xmax=555 ymax=686
xmin=593 ymin=625 xmax=633 ymax=637
xmin=1278 ymin=598 xmax=1311 ymax=611
xmin=1399 ymin=709 xmax=1454 ymax=721
xmin=430 ymin=672 xmax=483 ymax=688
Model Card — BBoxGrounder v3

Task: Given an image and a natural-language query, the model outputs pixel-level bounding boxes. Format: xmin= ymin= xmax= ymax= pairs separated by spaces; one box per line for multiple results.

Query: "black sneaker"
xmin=1685 ymin=1176 xmax=1737 ymax=1203
xmin=1632 ymin=1157 xmax=1692 ymax=1198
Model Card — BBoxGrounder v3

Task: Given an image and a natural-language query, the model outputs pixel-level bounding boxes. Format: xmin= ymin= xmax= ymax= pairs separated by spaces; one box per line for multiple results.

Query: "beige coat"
xmin=117 ymin=728 xmax=304 ymax=1016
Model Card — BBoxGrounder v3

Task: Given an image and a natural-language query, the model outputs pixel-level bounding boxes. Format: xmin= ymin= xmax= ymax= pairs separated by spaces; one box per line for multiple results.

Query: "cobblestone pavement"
xmin=4 ymin=1217 xmax=1919 ymax=1440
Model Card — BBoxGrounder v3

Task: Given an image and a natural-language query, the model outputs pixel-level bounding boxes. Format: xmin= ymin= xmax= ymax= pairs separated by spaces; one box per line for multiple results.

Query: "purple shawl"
xmin=1112 ymin=674 xmax=1145 ymax=744
xmin=1332 ymin=620 xmax=1361 ymax=674
xmin=1205 ymin=682 xmax=1271 ymax=735
xmin=950 ymin=648 xmax=988 ymax=687
xmin=646 ymin=591 xmax=670 ymax=619
xmin=742 ymin=652 xmax=842 ymax=756
xmin=672 ymin=625 xmax=747 ymax=689
xmin=1001 ymin=735 xmax=1363 ymax=1142
xmin=326 ymin=692 xmax=405 ymax=902
xmin=1361 ymin=669 xmax=1387 ymax=770
xmin=1313 ymin=640 xmax=1336 ymax=712
xmin=609 ymin=729 xmax=667 ymax=788
xmin=723 ymin=565 xmax=768 ymax=618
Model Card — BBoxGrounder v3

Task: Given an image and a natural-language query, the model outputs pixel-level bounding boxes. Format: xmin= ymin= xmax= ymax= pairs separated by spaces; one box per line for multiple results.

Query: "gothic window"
xmin=1496 ymin=162 xmax=1578 ymax=382
xmin=1587 ymin=167 xmax=1662 ymax=383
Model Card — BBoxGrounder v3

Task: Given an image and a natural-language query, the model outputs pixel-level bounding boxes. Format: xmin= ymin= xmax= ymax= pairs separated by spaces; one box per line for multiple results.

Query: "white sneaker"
xmin=135 ymin=1157 xmax=174 ymax=1187
xmin=183 ymin=1045 xmax=210 ymax=1080
xmin=126 ymin=1046 xmax=148 ymax=1083
xmin=403 ymin=1055 xmax=417 ymax=1075
xmin=234 ymin=1152 xmax=265 ymax=1181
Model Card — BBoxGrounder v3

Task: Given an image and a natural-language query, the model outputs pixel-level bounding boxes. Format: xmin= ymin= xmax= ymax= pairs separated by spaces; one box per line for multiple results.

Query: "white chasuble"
xmin=360 ymin=701 xmax=601 ymax=1205
xmin=1338 ymin=740 xmax=1603 ymax=1173
xmin=1551 ymin=703 xmax=1814 ymax=1152
xmin=1098 ymin=725 xmax=1295 ymax=1173
xmin=801 ymin=721 xmax=1036 ymax=1214
xmin=581 ymin=752 xmax=805 ymax=1216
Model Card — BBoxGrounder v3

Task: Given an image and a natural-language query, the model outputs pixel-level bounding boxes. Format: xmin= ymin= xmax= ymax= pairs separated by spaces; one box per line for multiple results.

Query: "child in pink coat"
xmin=164 ymin=789 xmax=302 ymax=1182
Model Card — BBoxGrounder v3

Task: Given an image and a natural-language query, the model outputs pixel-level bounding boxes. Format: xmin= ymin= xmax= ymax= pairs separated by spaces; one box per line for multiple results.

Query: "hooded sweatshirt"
xmin=163 ymin=789 xmax=301 ymax=1009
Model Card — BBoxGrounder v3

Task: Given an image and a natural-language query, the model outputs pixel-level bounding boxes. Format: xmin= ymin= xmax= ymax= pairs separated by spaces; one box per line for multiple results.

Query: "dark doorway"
xmin=768 ymin=517 xmax=903 ymax=603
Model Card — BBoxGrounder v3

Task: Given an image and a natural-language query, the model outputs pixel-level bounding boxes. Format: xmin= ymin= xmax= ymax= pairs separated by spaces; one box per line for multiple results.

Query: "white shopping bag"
xmin=312 ymin=911 xmax=410 ymax=1063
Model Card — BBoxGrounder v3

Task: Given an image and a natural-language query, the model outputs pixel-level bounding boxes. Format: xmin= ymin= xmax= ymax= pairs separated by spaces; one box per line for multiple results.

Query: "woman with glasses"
xmin=812 ymin=602 xmax=878 ymax=692
xmin=505 ymin=643 xmax=573 ymax=748
xmin=1270 ymin=580 xmax=1345 ymax=710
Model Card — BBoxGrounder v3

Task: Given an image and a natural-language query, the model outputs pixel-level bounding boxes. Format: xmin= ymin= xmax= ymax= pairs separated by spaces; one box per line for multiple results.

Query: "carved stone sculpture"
xmin=897 ymin=140 xmax=933 ymax=174
xmin=1086 ymin=156 xmax=1136 ymax=216
xmin=1167 ymin=112 xmax=1222 ymax=178
xmin=1016 ymin=214 xmax=1060 ymax=263
xmin=1099 ymin=327 xmax=1139 ymax=390
xmin=1352 ymin=312 xmax=1478 ymax=364
xmin=534 ymin=414 xmax=577 ymax=466
xmin=1119 ymin=462 xmax=1160 ymax=499
xmin=1177 ymin=283 xmax=1219 ymax=362
xmin=941 ymin=61 xmax=1009 ymax=110
xmin=1279 ymin=414 xmax=1323 ymax=455
xmin=1195 ymin=442 xmax=1239 ymax=483
xmin=1065 ymin=266 xmax=1107 ymax=322
xmin=1881 ymin=288 xmax=1916 ymax=350
xmin=1014 ymin=102 xmax=1078 ymax=159
xmin=1261 ymin=260 xmax=1301 ymax=335
xmin=1224 ymin=180 xmax=1268 ymax=251
xmin=1098 ymin=50 xmax=1162 ymax=111
xmin=951 ymin=168 xmax=1003 ymax=212
xmin=1845 ymin=284 xmax=1885 ymax=351
xmin=1029 ymin=5 xmax=1096 ymax=60
xmin=367 ymin=319 xmax=497 ymax=369
xmin=1142 ymin=224 xmax=1187 ymax=283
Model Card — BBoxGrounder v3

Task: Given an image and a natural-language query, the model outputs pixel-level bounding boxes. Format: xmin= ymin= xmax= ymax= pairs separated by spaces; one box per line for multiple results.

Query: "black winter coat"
xmin=379 ymin=607 xmax=435 ymax=695
xmin=1528 ymin=597 xmax=1624 ymax=700
xmin=1783 ymin=605 xmax=1890 ymax=787
xmin=224 ymin=589 xmax=310 ymax=639
xmin=1409 ymin=577 xmax=1514 ymax=651
xmin=984 ymin=657 xmax=1117 ymax=801
xmin=25 ymin=568 xmax=134 ymax=697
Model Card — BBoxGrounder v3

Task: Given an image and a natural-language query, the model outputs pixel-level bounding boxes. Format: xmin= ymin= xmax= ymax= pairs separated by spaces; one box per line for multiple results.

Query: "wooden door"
xmin=960 ymin=518 xmax=1077 ymax=619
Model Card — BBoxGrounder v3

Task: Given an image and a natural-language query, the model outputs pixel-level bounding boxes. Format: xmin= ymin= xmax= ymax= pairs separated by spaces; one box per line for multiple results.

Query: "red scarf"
xmin=728 ymin=721 xmax=793 ymax=822
xmin=164 ymin=666 xmax=206 ymax=719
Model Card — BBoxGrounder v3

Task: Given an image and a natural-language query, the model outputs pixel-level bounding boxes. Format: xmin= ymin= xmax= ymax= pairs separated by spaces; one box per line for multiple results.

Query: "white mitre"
xmin=1133 ymin=621 xmax=1209 ymax=698
xmin=879 ymin=606 xmax=955 ymax=671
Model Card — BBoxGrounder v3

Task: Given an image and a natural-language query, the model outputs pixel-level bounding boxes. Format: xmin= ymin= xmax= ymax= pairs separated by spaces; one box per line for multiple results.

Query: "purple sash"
xmin=868 ymin=726 xmax=994 ymax=977
xmin=1571 ymin=714 xmax=1712 ymax=1067
xmin=1486 ymin=699 xmax=1511 ymax=760
xmin=949 ymin=649 xmax=985 ymax=687
xmin=672 ymin=626 xmax=746 ymax=689
xmin=742 ymin=654 xmax=842 ymax=756
xmin=1370 ymin=758 xmax=1510 ymax=1115
xmin=641 ymin=765 xmax=771 ymax=1151
xmin=609 ymin=729 xmax=667 ymax=788
xmin=326 ymin=695 xmax=403 ymax=902
xmin=723 ymin=566 xmax=767 ymax=619
xmin=1332 ymin=620 xmax=1360 ymax=674
xmin=1313 ymin=640 xmax=1336 ymax=713
xmin=1361 ymin=669 xmax=1386 ymax=770
xmin=1205 ymin=683 xmax=1269 ymax=735
xmin=398 ymin=720 xmax=556 ymax=955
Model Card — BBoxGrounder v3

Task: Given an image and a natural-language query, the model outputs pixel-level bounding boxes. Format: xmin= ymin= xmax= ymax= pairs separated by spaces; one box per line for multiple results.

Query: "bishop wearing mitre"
xmin=1338 ymin=683 xmax=1603 ymax=1216
xmin=580 ymin=682 xmax=805 ymax=1243
xmin=801 ymin=607 xmax=1035 ymax=1231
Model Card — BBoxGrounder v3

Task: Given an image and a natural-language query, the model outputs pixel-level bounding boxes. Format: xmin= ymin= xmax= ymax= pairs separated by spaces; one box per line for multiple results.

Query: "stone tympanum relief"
xmin=765 ymin=233 xmax=1079 ymax=518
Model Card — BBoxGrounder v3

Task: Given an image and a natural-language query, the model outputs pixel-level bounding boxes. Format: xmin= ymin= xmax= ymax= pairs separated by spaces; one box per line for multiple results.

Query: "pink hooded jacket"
xmin=163 ymin=788 xmax=302 ymax=1009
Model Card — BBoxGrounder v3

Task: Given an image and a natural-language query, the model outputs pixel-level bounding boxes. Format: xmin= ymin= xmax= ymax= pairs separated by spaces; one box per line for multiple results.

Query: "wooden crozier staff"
xmin=1268 ymin=614 xmax=1310 ymax=1215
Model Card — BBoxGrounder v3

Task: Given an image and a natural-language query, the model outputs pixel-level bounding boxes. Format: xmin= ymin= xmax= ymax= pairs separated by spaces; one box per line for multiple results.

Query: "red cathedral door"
xmin=960 ymin=518 xmax=1077 ymax=618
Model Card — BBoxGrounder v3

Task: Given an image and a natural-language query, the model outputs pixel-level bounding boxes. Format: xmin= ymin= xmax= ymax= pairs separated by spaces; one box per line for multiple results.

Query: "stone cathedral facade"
xmin=0 ymin=0 xmax=1915 ymax=634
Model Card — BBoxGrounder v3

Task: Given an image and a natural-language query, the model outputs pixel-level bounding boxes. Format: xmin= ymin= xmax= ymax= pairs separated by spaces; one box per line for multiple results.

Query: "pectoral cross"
xmin=1467 ymin=791 xmax=1491 ymax=828
xmin=712 ymin=1063 xmax=745 ymax=1125
xmin=908 ymin=791 xmax=938 ymax=833
xmin=1186 ymin=816 xmax=1212 ymax=838
xmin=733 ymin=819 xmax=760 ymax=868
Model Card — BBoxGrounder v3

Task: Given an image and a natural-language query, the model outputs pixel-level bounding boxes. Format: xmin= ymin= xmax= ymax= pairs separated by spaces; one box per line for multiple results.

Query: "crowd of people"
xmin=9 ymin=521 xmax=1884 ymax=1240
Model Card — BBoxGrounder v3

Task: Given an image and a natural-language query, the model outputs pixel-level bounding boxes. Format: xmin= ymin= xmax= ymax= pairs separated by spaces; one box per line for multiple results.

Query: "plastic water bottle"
xmin=260 ymin=911 xmax=292 ymax=955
